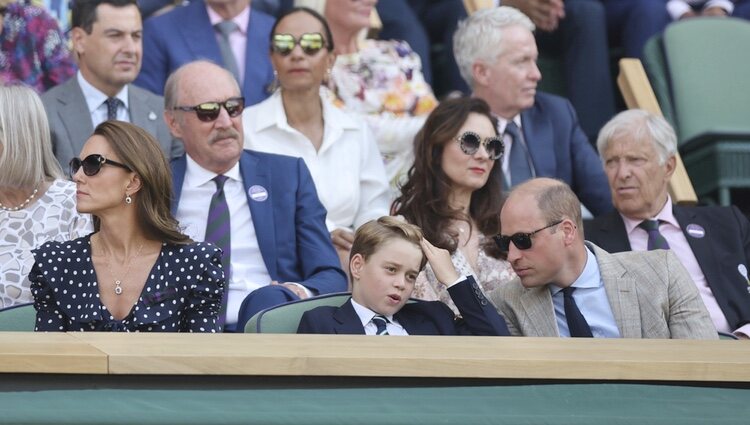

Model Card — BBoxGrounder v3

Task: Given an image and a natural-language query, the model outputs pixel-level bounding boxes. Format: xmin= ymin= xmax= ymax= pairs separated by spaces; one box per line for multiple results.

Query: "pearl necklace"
xmin=103 ymin=242 xmax=145 ymax=295
xmin=0 ymin=184 xmax=40 ymax=211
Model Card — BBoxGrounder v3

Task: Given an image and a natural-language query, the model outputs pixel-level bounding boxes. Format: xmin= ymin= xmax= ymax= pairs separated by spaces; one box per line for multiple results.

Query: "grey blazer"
xmin=489 ymin=242 xmax=718 ymax=339
xmin=41 ymin=76 xmax=183 ymax=170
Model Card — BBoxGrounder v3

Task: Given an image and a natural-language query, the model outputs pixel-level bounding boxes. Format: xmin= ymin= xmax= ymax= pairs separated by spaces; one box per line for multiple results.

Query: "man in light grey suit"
xmin=41 ymin=0 xmax=182 ymax=170
xmin=489 ymin=178 xmax=717 ymax=339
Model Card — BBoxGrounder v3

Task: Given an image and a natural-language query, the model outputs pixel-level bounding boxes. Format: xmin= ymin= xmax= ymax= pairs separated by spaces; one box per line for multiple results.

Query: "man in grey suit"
xmin=41 ymin=0 xmax=181 ymax=170
xmin=489 ymin=177 xmax=717 ymax=339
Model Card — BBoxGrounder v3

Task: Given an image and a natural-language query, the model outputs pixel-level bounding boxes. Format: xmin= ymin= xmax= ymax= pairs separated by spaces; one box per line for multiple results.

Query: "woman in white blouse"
xmin=243 ymin=7 xmax=389 ymax=275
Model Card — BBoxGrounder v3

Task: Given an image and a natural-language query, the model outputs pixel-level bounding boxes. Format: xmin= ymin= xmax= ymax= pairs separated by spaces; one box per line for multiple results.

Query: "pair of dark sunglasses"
xmin=69 ymin=154 xmax=132 ymax=177
xmin=493 ymin=220 xmax=562 ymax=252
xmin=271 ymin=33 xmax=326 ymax=56
xmin=174 ymin=97 xmax=245 ymax=122
xmin=456 ymin=131 xmax=505 ymax=160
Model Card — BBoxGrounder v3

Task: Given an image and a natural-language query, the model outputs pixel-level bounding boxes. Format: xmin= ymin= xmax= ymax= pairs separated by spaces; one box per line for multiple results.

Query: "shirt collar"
xmin=206 ymin=4 xmax=249 ymax=34
xmin=494 ymin=114 xmax=522 ymax=134
xmin=183 ymin=154 xmax=242 ymax=188
xmin=77 ymin=71 xmax=129 ymax=114
xmin=350 ymin=298 xmax=394 ymax=328
xmin=549 ymin=246 xmax=601 ymax=296
xmin=621 ymin=194 xmax=677 ymax=235
xmin=252 ymin=88 xmax=360 ymax=134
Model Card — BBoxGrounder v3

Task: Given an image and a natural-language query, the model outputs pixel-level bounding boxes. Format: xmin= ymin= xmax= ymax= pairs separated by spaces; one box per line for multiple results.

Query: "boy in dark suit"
xmin=297 ymin=217 xmax=510 ymax=336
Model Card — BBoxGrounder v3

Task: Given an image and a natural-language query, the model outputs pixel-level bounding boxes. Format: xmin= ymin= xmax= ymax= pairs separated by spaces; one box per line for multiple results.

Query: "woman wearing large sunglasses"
xmin=29 ymin=121 xmax=225 ymax=332
xmin=393 ymin=97 xmax=517 ymax=314
xmin=243 ymin=7 xmax=389 ymax=276
xmin=296 ymin=0 xmax=437 ymax=198
xmin=0 ymin=84 xmax=91 ymax=309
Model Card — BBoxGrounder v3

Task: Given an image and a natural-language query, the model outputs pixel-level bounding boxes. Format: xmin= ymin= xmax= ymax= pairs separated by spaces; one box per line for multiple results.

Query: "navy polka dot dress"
xmin=29 ymin=235 xmax=225 ymax=332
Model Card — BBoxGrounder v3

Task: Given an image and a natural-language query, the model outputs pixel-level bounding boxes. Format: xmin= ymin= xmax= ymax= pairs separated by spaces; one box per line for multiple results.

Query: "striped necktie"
xmin=638 ymin=219 xmax=671 ymax=250
xmin=205 ymin=175 xmax=231 ymax=326
xmin=372 ymin=315 xmax=389 ymax=335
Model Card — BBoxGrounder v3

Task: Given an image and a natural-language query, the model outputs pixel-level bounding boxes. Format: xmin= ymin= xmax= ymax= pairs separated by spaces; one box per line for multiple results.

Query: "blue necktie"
xmin=639 ymin=220 xmax=671 ymax=250
xmin=105 ymin=97 xmax=122 ymax=121
xmin=562 ymin=287 xmax=593 ymax=338
xmin=205 ymin=175 xmax=231 ymax=326
xmin=372 ymin=315 xmax=389 ymax=335
xmin=505 ymin=121 xmax=533 ymax=187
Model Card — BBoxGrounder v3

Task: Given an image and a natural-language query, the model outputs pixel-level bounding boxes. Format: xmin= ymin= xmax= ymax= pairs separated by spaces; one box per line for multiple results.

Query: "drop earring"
xmin=125 ymin=194 xmax=132 ymax=204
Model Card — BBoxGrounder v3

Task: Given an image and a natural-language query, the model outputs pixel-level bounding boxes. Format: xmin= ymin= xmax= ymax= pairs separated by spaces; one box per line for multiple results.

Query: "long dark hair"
xmin=92 ymin=121 xmax=191 ymax=245
xmin=393 ymin=97 xmax=504 ymax=257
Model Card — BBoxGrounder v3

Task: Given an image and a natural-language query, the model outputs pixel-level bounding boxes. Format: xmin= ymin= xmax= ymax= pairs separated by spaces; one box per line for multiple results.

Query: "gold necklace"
xmin=103 ymin=242 xmax=145 ymax=295
xmin=0 ymin=183 xmax=40 ymax=211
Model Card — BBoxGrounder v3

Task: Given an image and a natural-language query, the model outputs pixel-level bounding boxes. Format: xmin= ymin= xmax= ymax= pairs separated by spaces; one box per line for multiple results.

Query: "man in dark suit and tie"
xmin=584 ymin=109 xmax=750 ymax=339
xmin=135 ymin=0 xmax=274 ymax=106
xmin=298 ymin=216 xmax=510 ymax=336
xmin=452 ymin=6 xmax=612 ymax=217
xmin=165 ymin=60 xmax=346 ymax=332
xmin=41 ymin=0 xmax=181 ymax=170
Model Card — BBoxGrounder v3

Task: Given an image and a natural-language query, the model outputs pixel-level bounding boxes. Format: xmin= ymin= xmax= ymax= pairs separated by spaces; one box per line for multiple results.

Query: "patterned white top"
xmin=0 ymin=179 xmax=91 ymax=308
xmin=413 ymin=234 xmax=518 ymax=314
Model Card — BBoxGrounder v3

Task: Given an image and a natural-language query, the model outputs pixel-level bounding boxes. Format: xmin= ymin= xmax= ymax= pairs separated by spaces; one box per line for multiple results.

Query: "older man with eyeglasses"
xmin=165 ymin=60 xmax=347 ymax=332
xmin=488 ymin=177 xmax=717 ymax=339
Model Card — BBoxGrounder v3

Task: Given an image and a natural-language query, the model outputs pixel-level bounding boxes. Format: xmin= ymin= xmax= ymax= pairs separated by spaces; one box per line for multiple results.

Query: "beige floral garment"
xmin=413 ymin=234 xmax=517 ymax=314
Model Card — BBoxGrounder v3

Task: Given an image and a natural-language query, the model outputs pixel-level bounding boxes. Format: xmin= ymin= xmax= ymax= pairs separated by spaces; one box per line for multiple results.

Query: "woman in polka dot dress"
xmin=30 ymin=121 xmax=226 ymax=332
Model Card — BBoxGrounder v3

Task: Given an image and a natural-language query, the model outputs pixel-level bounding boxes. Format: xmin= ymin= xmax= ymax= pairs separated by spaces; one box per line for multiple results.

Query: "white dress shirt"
xmin=243 ymin=89 xmax=390 ymax=232
xmin=77 ymin=71 xmax=130 ymax=126
xmin=351 ymin=299 xmax=408 ymax=335
xmin=174 ymin=155 xmax=271 ymax=325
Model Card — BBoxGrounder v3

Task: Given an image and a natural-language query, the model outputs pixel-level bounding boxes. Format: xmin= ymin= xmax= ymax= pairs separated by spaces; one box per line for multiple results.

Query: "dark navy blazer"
xmin=136 ymin=0 xmax=275 ymax=105
xmin=171 ymin=150 xmax=347 ymax=296
xmin=520 ymin=92 xmax=613 ymax=216
xmin=297 ymin=276 xmax=511 ymax=336
xmin=584 ymin=205 xmax=750 ymax=330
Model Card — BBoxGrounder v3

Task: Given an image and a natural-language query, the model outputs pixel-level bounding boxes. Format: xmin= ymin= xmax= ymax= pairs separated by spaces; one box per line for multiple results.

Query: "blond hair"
xmin=0 ymin=85 xmax=64 ymax=188
xmin=351 ymin=216 xmax=427 ymax=272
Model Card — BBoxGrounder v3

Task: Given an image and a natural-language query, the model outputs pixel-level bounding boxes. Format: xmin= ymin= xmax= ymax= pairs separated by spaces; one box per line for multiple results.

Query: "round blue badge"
xmin=685 ymin=223 xmax=705 ymax=239
xmin=248 ymin=185 xmax=268 ymax=202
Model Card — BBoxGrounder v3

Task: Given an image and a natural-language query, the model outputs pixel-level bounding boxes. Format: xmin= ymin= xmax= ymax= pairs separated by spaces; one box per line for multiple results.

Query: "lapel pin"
xmin=148 ymin=111 xmax=157 ymax=121
xmin=248 ymin=185 xmax=268 ymax=202
xmin=738 ymin=264 xmax=749 ymax=291
xmin=685 ymin=223 xmax=705 ymax=239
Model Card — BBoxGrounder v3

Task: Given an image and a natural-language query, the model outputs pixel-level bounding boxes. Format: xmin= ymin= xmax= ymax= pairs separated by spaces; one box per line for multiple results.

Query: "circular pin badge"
xmin=685 ymin=223 xmax=705 ymax=239
xmin=738 ymin=264 xmax=748 ymax=280
xmin=248 ymin=185 xmax=268 ymax=202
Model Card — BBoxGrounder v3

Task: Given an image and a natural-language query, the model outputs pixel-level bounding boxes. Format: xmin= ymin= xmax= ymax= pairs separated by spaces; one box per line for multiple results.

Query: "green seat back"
xmin=0 ymin=303 xmax=36 ymax=331
xmin=641 ymin=34 xmax=675 ymax=126
xmin=662 ymin=18 xmax=750 ymax=149
xmin=244 ymin=293 xmax=352 ymax=333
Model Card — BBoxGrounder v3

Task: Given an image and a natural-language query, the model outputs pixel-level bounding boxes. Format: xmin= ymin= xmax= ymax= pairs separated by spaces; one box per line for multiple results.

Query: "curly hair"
xmin=393 ymin=96 xmax=504 ymax=258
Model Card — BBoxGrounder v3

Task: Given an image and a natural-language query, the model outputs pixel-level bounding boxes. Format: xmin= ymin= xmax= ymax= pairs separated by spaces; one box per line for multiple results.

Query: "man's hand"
xmin=702 ymin=6 xmax=729 ymax=16
xmin=330 ymin=228 xmax=355 ymax=251
xmin=271 ymin=281 xmax=310 ymax=299
xmin=503 ymin=0 xmax=566 ymax=32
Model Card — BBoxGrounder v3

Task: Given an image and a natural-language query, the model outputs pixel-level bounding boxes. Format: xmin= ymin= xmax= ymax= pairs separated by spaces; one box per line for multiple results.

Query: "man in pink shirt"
xmin=585 ymin=109 xmax=750 ymax=339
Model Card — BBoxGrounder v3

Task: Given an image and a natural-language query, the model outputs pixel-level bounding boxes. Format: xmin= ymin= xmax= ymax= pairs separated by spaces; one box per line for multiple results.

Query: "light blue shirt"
xmin=549 ymin=247 xmax=621 ymax=338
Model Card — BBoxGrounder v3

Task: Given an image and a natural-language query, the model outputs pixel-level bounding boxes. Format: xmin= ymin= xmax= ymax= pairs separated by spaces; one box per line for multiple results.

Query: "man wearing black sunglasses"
xmin=165 ymin=61 xmax=346 ymax=332
xmin=41 ymin=0 xmax=182 ymax=171
xmin=488 ymin=177 xmax=717 ymax=339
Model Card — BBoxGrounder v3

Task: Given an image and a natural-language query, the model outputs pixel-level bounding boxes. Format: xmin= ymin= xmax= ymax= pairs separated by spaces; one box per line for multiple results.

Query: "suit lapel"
xmin=394 ymin=306 xmax=429 ymax=335
xmin=591 ymin=244 xmax=642 ymax=338
xmin=127 ymin=85 xmax=159 ymax=137
xmin=592 ymin=212 xmax=632 ymax=253
xmin=520 ymin=105 xmax=556 ymax=178
xmin=170 ymin=155 xmax=187 ymax=215
xmin=519 ymin=288 xmax=559 ymax=336
xmin=673 ymin=206 xmax=721 ymax=289
xmin=238 ymin=151 xmax=277 ymax=277
xmin=180 ymin=2 xmax=224 ymax=65
xmin=333 ymin=300 xmax=366 ymax=334
xmin=243 ymin=9 xmax=270 ymax=96
xmin=56 ymin=79 xmax=94 ymax=157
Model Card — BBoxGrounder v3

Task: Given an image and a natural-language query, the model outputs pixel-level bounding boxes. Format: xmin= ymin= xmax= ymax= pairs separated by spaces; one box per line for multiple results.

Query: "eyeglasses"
xmin=456 ymin=131 xmax=505 ymax=160
xmin=493 ymin=220 xmax=563 ymax=252
xmin=69 ymin=154 xmax=132 ymax=177
xmin=173 ymin=97 xmax=245 ymax=122
xmin=271 ymin=33 xmax=326 ymax=56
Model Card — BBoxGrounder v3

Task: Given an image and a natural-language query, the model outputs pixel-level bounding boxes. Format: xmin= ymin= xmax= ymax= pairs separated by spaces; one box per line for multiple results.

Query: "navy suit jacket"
xmin=297 ymin=277 xmax=511 ymax=336
xmin=136 ymin=0 xmax=274 ymax=105
xmin=519 ymin=92 xmax=613 ymax=216
xmin=584 ymin=205 xmax=750 ymax=330
xmin=171 ymin=150 xmax=347 ymax=295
